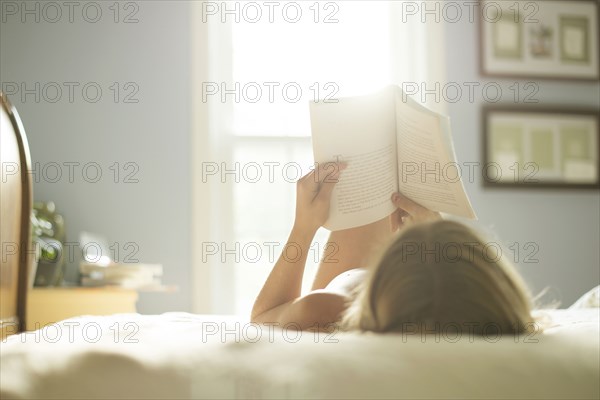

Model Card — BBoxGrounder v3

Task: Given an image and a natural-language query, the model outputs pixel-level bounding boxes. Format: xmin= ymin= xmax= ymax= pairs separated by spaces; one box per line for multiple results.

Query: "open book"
xmin=310 ymin=85 xmax=476 ymax=231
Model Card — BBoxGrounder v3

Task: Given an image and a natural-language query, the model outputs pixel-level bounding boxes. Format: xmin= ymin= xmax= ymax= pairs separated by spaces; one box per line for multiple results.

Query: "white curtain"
xmin=389 ymin=1 xmax=448 ymax=114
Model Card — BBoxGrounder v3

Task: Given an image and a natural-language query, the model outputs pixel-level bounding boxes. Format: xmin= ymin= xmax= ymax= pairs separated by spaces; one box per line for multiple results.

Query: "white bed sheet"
xmin=1 ymin=309 xmax=598 ymax=399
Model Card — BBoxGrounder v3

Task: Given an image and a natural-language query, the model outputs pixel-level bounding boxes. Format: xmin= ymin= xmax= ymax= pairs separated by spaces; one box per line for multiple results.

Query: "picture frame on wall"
xmin=479 ymin=0 xmax=600 ymax=80
xmin=482 ymin=107 xmax=600 ymax=188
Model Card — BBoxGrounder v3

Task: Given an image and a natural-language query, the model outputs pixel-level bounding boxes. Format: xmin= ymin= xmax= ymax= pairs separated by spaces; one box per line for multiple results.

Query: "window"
xmin=231 ymin=1 xmax=392 ymax=136
xmin=193 ymin=1 xmax=446 ymax=314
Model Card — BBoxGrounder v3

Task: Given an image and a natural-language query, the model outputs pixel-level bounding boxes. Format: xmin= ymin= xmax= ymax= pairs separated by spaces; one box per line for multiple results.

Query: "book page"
xmin=395 ymin=91 xmax=476 ymax=219
xmin=310 ymin=89 xmax=398 ymax=231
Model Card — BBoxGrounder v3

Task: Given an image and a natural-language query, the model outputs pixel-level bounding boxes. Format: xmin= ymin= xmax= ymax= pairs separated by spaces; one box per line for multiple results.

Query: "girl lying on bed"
xmin=251 ymin=162 xmax=535 ymax=335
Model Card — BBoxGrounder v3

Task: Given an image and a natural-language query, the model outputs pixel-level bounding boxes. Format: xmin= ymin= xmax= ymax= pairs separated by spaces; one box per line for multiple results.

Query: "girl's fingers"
xmin=297 ymin=162 xmax=346 ymax=189
xmin=315 ymin=165 xmax=345 ymax=200
xmin=390 ymin=208 xmax=410 ymax=231
xmin=317 ymin=177 xmax=337 ymax=201
xmin=391 ymin=192 xmax=421 ymax=216
xmin=299 ymin=169 xmax=315 ymax=182
xmin=391 ymin=192 xmax=439 ymax=220
xmin=390 ymin=209 xmax=400 ymax=232
xmin=315 ymin=161 xmax=347 ymax=184
xmin=297 ymin=162 xmax=346 ymax=202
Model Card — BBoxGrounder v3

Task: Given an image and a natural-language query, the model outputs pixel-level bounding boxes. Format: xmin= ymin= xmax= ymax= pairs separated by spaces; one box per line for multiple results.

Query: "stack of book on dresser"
xmin=77 ymin=231 xmax=163 ymax=290
xmin=79 ymin=262 xmax=163 ymax=289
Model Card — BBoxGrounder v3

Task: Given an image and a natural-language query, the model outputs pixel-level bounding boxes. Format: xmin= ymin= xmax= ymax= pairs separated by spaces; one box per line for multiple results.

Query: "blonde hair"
xmin=340 ymin=220 xmax=536 ymax=335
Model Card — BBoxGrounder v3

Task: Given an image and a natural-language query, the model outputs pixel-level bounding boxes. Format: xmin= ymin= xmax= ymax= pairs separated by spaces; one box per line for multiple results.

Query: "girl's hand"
xmin=390 ymin=192 xmax=441 ymax=231
xmin=294 ymin=162 xmax=346 ymax=234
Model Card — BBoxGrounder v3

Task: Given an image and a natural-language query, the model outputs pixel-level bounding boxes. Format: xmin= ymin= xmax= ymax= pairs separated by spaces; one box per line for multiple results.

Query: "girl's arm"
xmin=251 ymin=162 xmax=345 ymax=326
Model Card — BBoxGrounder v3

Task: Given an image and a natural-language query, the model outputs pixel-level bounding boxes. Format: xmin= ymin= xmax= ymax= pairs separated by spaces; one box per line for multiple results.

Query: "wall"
xmin=445 ymin=16 xmax=600 ymax=306
xmin=0 ymin=2 xmax=192 ymax=313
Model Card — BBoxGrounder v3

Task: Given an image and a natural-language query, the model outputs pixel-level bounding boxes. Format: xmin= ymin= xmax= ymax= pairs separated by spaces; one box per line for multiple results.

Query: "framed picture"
xmin=480 ymin=0 xmax=600 ymax=80
xmin=482 ymin=107 xmax=600 ymax=188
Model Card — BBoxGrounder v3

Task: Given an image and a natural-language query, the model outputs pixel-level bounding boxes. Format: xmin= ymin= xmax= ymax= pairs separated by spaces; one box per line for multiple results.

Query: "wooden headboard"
xmin=0 ymin=92 xmax=33 ymax=337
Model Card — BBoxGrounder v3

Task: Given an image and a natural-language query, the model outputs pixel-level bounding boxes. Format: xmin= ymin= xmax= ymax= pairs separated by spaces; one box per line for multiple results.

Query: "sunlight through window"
xmin=231 ymin=1 xmax=392 ymax=136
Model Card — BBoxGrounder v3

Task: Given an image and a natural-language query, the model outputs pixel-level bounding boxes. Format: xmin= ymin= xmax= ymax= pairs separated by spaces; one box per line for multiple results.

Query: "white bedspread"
xmin=1 ymin=309 xmax=598 ymax=399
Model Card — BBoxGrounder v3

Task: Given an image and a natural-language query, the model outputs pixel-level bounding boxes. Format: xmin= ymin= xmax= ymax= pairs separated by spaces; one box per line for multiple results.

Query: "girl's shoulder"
xmin=325 ymin=268 xmax=368 ymax=295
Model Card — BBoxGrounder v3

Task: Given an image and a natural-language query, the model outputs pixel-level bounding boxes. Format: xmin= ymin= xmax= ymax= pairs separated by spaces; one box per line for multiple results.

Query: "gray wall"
xmin=0 ymin=2 xmax=192 ymax=313
xmin=445 ymin=18 xmax=600 ymax=306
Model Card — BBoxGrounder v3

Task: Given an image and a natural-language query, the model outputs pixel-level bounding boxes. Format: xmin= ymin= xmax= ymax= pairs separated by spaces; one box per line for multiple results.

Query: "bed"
xmin=1 ymin=309 xmax=599 ymax=399
xmin=1 ymin=92 xmax=599 ymax=399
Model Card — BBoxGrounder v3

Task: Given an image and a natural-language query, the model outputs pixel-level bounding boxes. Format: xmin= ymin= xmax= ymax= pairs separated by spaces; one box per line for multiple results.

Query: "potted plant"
xmin=30 ymin=202 xmax=66 ymax=287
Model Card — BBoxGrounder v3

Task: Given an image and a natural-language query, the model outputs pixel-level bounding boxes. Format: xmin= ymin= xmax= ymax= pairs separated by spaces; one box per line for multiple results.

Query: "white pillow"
xmin=570 ymin=285 xmax=600 ymax=308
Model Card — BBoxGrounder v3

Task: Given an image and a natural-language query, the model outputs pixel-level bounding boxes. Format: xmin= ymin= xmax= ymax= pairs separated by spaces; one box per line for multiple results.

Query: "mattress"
xmin=1 ymin=309 xmax=598 ymax=399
